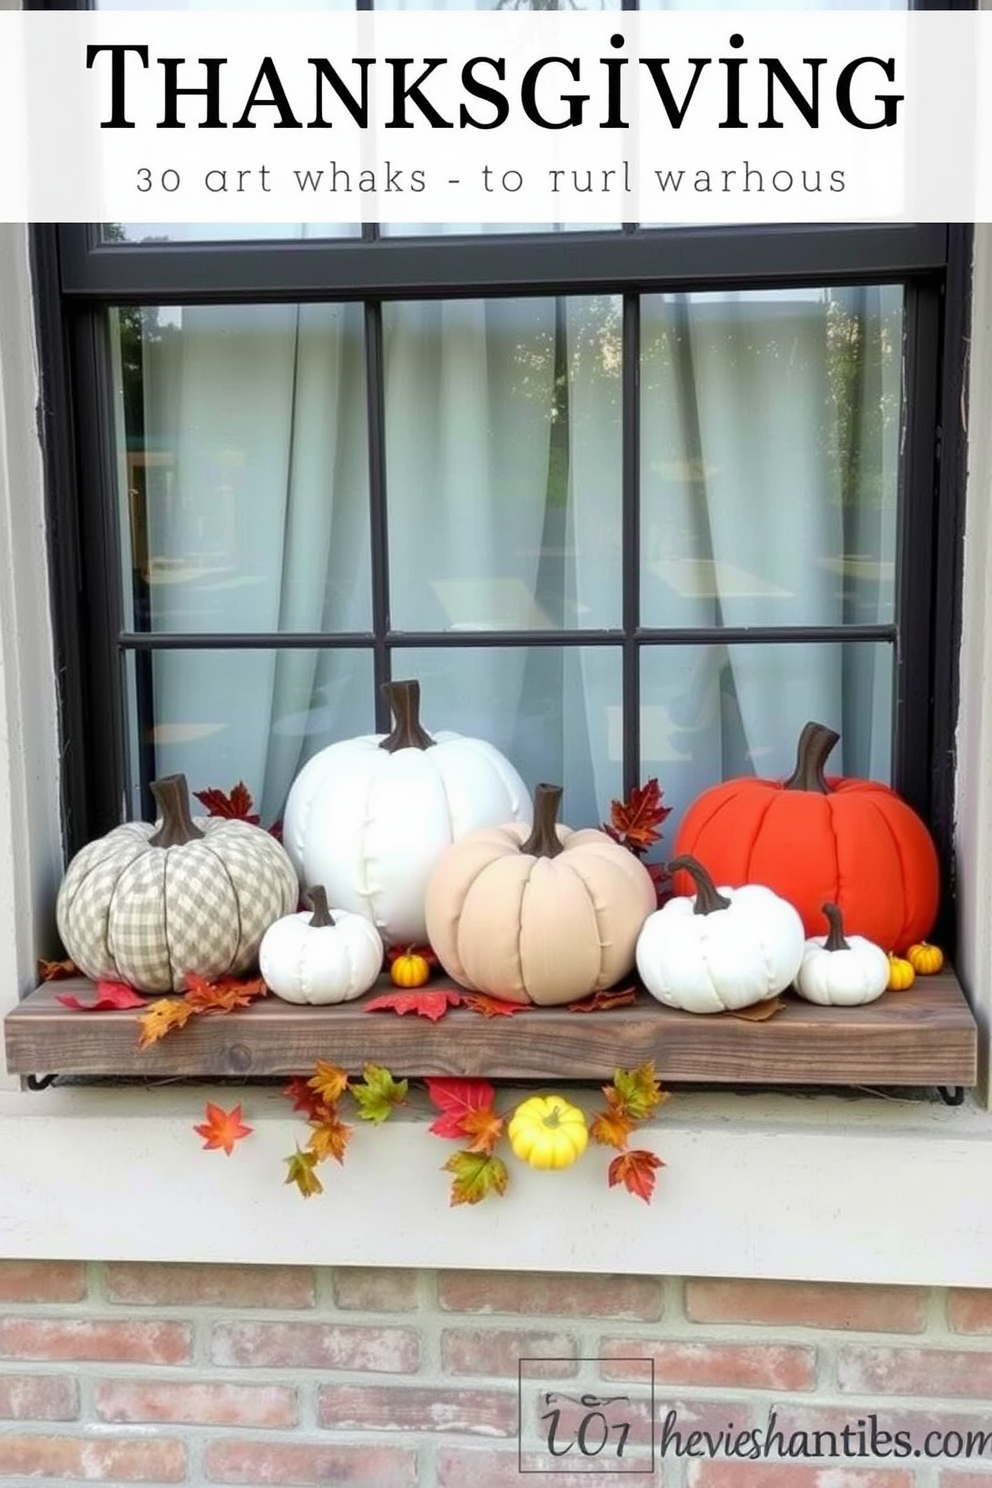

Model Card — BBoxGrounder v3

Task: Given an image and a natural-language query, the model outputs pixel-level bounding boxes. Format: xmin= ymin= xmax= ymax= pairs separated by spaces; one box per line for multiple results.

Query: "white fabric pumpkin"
xmin=636 ymin=854 xmax=805 ymax=1014
xmin=282 ymin=679 xmax=529 ymax=947
xmin=260 ymin=887 xmax=384 ymax=1005
xmin=794 ymin=901 xmax=890 ymax=1006
xmin=56 ymin=774 xmax=299 ymax=994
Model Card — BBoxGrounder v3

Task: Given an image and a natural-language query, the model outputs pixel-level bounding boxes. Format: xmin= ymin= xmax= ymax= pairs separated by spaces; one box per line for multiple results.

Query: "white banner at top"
xmin=0 ymin=10 xmax=988 ymax=224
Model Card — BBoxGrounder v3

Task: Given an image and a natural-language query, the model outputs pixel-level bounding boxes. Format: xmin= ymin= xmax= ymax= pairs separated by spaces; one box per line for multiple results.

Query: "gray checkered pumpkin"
xmin=56 ymin=774 xmax=299 ymax=994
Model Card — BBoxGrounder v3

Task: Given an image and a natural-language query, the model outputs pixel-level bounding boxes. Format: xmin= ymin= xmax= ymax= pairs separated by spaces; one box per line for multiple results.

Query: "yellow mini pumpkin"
xmin=391 ymin=949 xmax=431 ymax=988
xmin=425 ymin=782 xmax=656 ymax=1006
xmin=905 ymin=941 xmax=945 ymax=976
xmin=887 ymin=953 xmax=916 ymax=992
xmin=507 ymin=1095 xmax=589 ymax=1170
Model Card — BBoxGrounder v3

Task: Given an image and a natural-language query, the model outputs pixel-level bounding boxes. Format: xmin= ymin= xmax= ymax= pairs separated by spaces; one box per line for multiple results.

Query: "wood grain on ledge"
xmin=3 ymin=971 xmax=978 ymax=1088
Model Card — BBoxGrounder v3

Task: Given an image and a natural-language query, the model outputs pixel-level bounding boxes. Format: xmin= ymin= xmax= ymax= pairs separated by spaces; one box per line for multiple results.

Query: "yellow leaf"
xmin=307 ymin=1061 xmax=350 ymax=1106
xmin=137 ymin=999 xmax=195 ymax=1049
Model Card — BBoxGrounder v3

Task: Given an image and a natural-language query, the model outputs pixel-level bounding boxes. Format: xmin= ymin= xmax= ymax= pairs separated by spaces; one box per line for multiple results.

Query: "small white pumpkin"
xmin=282 ymin=678 xmax=530 ymax=947
xmin=636 ymin=854 xmax=805 ymax=1014
xmin=794 ymin=900 xmax=890 ymax=1006
xmin=259 ymin=886 xmax=384 ymax=1005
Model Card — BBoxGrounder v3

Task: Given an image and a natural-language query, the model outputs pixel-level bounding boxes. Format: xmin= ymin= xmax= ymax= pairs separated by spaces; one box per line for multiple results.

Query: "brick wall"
xmin=1 ymin=1261 xmax=991 ymax=1486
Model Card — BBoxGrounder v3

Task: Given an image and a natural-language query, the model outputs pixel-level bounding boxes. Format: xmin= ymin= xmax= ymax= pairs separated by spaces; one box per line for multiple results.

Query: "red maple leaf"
xmin=365 ymin=989 xmax=462 ymax=1022
xmin=385 ymin=943 xmax=441 ymax=968
xmin=193 ymin=782 xmax=260 ymax=824
xmin=283 ymin=1076 xmax=326 ymax=1121
xmin=607 ymin=1148 xmax=664 ymax=1204
xmin=193 ymin=1103 xmax=253 ymax=1156
xmin=425 ymin=1078 xmax=499 ymax=1141
xmin=57 ymin=980 xmax=147 ymax=1012
xmin=604 ymin=778 xmax=672 ymax=855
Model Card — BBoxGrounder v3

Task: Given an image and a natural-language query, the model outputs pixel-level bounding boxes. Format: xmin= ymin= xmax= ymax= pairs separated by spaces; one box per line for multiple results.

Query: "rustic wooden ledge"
xmin=3 ymin=971 xmax=978 ymax=1089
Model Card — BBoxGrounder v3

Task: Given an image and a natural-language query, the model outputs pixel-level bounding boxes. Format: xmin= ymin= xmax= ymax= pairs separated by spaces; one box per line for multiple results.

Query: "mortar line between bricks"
xmin=929 ymin=1284 xmax=952 ymax=1337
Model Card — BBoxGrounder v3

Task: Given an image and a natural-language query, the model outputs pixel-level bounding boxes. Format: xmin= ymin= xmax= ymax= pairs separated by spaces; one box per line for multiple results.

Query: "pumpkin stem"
xmin=822 ymin=901 xmax=850 ymax=952
xmin=379 ymin=680 xmax=435 ymax=753
xmin=518 ymin=784 xmax=565 ymax=860
xmin=667 ymin=855 xmax=731 ymax=915
xmin=148 ymin=775 xmax=205 ymax=848
xmin=304 ymin=886 xmax=335 ymax=929
xmin=782 ymin=721 xmax=840 ymax=793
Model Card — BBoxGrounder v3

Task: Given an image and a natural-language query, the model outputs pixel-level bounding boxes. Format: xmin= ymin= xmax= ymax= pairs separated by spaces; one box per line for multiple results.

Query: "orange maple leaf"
xmin=568 ymin=985 xmax=638 ymax=1013
xmin=307 ymin=1111 xmax=353 ymax=1165
xmin=38 ymin=957 xmax=80 ymax=982
xmin=605 ymin=778 xmax=672 ymax=854
xmin=193 ymin=1102 xmax=253 ymax=1156
xmin=193 ymin=782 xmax=260 ymax=823
xmin=365 ymin=989 xmax=462 ymax=1021
xmin=137 ymin=998 xmax=195 ymax=1048
xmin=608 ymin=1148 xmax=664 ymax=1204
xmin=460 ymin=992 xmax=530 ymax=1018
xmin=284 ymin=1146 xmax=324 ymax=1198
xmin=458 ymin=1107 xmax=505 ymax=1155
xmin=307 ymin=1062 xmax=350 ymax=1106
xmin=184 ymin=973 xmax=267 ymax=1013
xmin=589 ymin=1107 xmax=638 ymax=1151
xmin=603 ymin=1062 xmax=668 ymax=1123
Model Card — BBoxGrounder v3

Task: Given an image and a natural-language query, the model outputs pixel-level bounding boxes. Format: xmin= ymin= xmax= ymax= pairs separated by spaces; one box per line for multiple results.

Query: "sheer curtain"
xmin=115 ymin=283 xmax=900 ymax=835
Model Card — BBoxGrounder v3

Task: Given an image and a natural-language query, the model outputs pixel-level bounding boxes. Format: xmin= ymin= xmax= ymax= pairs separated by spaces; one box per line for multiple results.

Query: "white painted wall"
xmin=0 ymin=218 xmax=990 ymax=1281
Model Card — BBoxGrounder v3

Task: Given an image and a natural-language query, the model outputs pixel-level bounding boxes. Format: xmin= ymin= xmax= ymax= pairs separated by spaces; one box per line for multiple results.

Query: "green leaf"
xmin=443 ymin=1150 xmax=510 ymax=1206
xmin=351 ymin=1063 xmax=408 ymax=1124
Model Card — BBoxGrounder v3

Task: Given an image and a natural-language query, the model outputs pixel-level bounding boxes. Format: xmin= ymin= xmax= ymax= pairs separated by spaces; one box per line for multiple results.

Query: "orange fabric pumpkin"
xmin=425 ymin=783 xmax=656 ymax=1007
xmin=390 ymin=950 xmax=431 ymax=988
xmin=672 ymin=721 xmax=939 ymax=949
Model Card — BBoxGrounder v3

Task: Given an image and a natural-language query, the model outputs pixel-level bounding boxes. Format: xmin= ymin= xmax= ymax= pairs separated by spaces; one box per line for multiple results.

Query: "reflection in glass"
xmin=111 ymin=302 xmax=371 ymax=635
xmin=640 ymin=286 xmax=903 ymax=630
xmin=398 ymin=646 xmax=622 ymax=828
xmin=639 ymin=640 xmax=893 ymax=842
xmin=383 ymin=296 xmax=623 ymax=632
xmin=123 ymin=648 xmax=375 ymax=824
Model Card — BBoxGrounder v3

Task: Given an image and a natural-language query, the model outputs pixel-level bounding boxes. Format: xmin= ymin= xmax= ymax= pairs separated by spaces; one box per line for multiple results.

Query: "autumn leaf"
xmin=460 ymin=992 xmax=530 ymax=1018
xmin=307 ymin=1062 xmax=350 ymax=1107
xmin=193 ymin=782 xmax=260 ymax=823
xmin=605 ymin=778 xmax=672 ymax=855
xmin=38 ymin=957 xmax=80 ymax=982
xmin=589 ymin=1106 xmax=638 ymax=1151
xmin=425 ymin=1077 xmax=502 ymax=1151
xmin=568 ymin=985 xmax=638 ymax=1013
xmin=193 ymin=1102 xmax=253 ymax=1156
xmin=283 ymin=1076 xmax=326 ymax=1120
xmin=365 ymin=988 xmax=462 ymax=1022
xmin=386 ymin=943 xmax=440 ymax=968
xmin=458 ymin=1107 xmax=505 ymax=1155
xmin=608 ymin=1148 xmax=664 ymax=1204
xmin=444 ymin=1150 xmax=510 ymax=1206
xmin=725 ymin=996 xmax=784 ymax=1022
xmin=307 ymin=1110 xmax=353 ymax=1166
xmin=604 ymin=1062 xmax=668 ymax=1123
xmin=351 ymin=1064 xmax=408 ymax=1124
xmin=284 ymin=1146 xmax=324 ymax=1198
xmin=137 ymin=998 xmax=196 ymax=1048
xmin=184 ymin=973 xmax=267 ymax=1013
xmin=57 ymin=980 xmax=147 ymax=1011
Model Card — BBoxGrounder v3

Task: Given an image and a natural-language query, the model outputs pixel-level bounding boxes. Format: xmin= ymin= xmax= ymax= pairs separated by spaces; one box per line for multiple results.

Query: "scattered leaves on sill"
xmin=193 ymin=1102 xmax=253 ymax=1156
xmin=137 ymin=972 xmax=268 ymax=1047
xmin=351 ymin=1063 xmax=409 ymax=1124
xmin=56 ymin=980 xmax=147 ymax=1012
xmin=307 ymin=1061 xmax=350 ymax=1107
xmin=365 ymin=988 xmax=463 ymax=1021
xmin=444 ymin=1149 xmax=510 ymax=1206
xmin=724 ymin=996 xmax=784 ymax=1023
xmin=38 ymin=957 xmax=80 ymax=982
xmin=460 ymin=992 xmax=530 ymax=1018
xmin=138 ymin=998 xmax=196 ymax=1048
xmin=284 ymin=1145 xmax=324 ymax=1198
xmin=426 ymin=1077 xmax=503 ymax=1152
xmin=306 ymin=1109 xmax=353 ymax=1166
xmin=568 ymin=985 xmax=638 ymax=1014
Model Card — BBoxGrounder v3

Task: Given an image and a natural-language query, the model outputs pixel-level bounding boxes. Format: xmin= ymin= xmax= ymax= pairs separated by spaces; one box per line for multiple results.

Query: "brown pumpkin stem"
xmin=518 ymin=783 xmax=565 ymax=860
xmin=148 ymin=775 xmax=205 ymax=848
xmin=304 ymin=886 xmax=335 ymax=929
xmin=782 ymin=721 xmax=840 ymax=793
xmin=379 ymin=680 xmax=435 ymax=753
xmin=667 ymin=855 xmax=731 ymax=915
xmin=822 ymin=901 xmax=850 ymax=952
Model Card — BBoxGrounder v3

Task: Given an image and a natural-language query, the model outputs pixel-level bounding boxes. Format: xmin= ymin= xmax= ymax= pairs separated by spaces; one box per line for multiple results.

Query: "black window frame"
xmin=27 ymin=14 xmax=972 ymax=957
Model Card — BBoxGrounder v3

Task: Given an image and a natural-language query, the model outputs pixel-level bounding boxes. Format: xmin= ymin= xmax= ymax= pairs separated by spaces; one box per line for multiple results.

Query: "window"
xmin=15 ymin=0 xmax=973 ymax=1095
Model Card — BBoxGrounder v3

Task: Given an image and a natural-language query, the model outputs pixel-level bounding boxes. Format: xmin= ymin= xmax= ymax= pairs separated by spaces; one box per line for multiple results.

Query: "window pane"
xmin=383 ymin=296 xmax=623 ymax=632
xmin=112 ymin=303 xmax=372 ymax=634
xmin=103 ymin=224 xmax=361 ymax=244
xmin=123 ymin=647 xmax=375 ymax=823
xmin=640 ymin=639 xmax=893 ymax=841
xmin=640 ymin=286 xmax=902 ymax=630
xmin=398 ymin=645 xmax=623 ymax=828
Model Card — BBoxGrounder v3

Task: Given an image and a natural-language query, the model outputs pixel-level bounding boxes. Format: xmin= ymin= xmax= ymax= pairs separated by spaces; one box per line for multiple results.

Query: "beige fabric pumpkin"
xmin=56 ymin=775 xmax=299 ymax=994
xmin=425 ymin=783 xmax=656 ymax=1006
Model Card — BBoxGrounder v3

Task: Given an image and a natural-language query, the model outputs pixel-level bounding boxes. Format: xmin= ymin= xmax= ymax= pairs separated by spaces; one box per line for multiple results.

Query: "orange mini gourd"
xmin=390 ymin=950 xmax=431 ymax=988
xmin=672 ymin=721 xmax=940 ymax=948
xmin=425 ymin=783 xmax=656 ymax=1007
xmin=906 ymin=941 xmax=945 ymax=976
xmin=887 ymin=953 xmax=916 ymax=992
